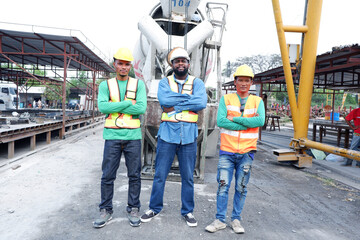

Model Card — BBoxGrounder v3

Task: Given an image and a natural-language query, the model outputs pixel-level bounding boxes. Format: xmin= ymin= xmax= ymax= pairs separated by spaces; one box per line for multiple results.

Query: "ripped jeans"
xmin=216 ymin=153 xmax=253 ymax=222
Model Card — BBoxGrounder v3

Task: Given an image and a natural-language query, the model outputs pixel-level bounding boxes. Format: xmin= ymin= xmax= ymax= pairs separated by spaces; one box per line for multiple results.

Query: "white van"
xmin=0 ymin=82 xmax=20 ymax=109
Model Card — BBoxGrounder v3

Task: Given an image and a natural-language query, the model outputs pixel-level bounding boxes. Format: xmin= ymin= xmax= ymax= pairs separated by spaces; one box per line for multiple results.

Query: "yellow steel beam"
xmin=269 ymin=0 xmax=360 ymax=166
xmin=300 ymin=139 xmax=360 ymax=161
xmin=272 ymin=0 xmax=298 ymax=128
xmin=283 ymin=25 xmax=308 ymax=33
xmin=296 ymin=0 xmax=323 ymax=139
xmin=272 ymin=0 xmax=360 ymax=166
xmin=272 ymin=0 xmax=323 ymax=140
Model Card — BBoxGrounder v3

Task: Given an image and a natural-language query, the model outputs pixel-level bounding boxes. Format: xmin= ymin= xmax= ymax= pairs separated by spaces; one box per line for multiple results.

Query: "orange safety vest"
xmin=161 ymin=75 xmax=198 ymax=123
xmin=104 ymin=77 xmax=141 ymax=129
xmin=220 ymin=94 xmax=262 ymax=154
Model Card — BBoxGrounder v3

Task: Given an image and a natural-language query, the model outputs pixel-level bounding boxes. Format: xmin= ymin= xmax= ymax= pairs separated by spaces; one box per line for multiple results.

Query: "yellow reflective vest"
xmin=104 ymin=77 xmax=141 ymax=129
xmin=220 ymin=94 xmax=262 ymax=154
xmin=161 ymin=75 xmax=199 ymax=123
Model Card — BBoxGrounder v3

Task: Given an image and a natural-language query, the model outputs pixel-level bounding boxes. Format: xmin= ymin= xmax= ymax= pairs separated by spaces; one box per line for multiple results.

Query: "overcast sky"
xmin=0 ymin=0 xmax=359 ymax=64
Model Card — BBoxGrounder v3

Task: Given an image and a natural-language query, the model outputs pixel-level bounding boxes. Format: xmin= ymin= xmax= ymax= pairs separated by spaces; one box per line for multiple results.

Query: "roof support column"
xmin=92 ymin=71 xmax=96 ymax=123
xmin=61 ymin=44 xmax=67 ymax=139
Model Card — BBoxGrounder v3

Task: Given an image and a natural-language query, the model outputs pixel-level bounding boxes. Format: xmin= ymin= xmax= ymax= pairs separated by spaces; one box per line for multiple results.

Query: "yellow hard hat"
xmin=233 ymin=64 xmax=254 ymax=79
xmin=113 ymin=48 xmax=134 ymax=62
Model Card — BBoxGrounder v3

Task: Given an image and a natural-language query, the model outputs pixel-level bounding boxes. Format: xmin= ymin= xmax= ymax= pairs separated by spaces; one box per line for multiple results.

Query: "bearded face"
xmin=172 ymin=58 xmax=189 ymax=78
xmin=173 ymin=67 xmax=189 ymax=77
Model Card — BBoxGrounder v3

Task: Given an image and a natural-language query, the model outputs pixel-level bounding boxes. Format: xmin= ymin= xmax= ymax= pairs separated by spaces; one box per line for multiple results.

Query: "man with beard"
xmin=140 ymin=47 xmax=207 ymax=227
xmin=93 ymin=48 xmax=147 ymax=228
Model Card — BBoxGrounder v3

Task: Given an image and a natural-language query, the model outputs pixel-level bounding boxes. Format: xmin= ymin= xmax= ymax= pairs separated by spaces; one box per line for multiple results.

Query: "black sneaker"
xmin=127 ymin=208 xmax=141 ymax=227
xmin=184 ymin=212 xmax=197 ymax=227
xmin=93 ymin=209 xmax=112 ymax=228
xmin=140 ymin=209 xmax=158 ymax=223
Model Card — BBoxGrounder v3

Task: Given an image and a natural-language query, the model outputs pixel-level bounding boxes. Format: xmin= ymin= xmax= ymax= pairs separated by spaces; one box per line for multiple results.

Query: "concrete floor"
xmin=0 ymin=124 xmax=359 ymax=240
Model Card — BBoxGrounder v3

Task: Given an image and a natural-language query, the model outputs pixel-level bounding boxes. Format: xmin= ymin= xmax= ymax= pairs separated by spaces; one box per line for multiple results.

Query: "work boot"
xmin=127 ymin=208 xmax=141 ymax=227
xmin=205 ymin=219 xmax=226 ymax=233
xmin=230 ymin=219 xmax=245 ymax=234
xmin=93 ymin=209 xmax=112 ymax=228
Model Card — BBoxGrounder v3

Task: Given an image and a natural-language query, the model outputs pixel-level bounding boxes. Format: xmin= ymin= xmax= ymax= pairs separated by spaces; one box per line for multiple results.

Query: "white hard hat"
xmin=168 ymin=47 xmax=190 ymax=64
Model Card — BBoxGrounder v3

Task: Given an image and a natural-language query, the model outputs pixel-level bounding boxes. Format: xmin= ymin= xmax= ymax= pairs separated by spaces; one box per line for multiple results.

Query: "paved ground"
xmin=261 ymin=121 xmax=360 ymax=190
xmin=0 ymin=124 xmax=359 ymax=240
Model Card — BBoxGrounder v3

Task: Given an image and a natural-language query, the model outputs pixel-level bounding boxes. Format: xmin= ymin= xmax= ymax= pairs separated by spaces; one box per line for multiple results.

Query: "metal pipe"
xmin=301 ymin=139 xmax=360 ymax=161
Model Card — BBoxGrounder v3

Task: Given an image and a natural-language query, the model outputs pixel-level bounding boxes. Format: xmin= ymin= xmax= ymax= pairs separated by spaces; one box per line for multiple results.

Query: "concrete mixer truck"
xmin=134 ymin=0 xmax=228 ymax=182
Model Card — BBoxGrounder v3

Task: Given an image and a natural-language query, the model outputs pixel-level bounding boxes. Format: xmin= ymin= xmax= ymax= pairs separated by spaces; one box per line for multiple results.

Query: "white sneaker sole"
xmin=140 ymin=214 xmax=157 ymax=223
xmin=186 ymin=221 xmax=198 ymax=227
xmin=205 ymin=224 xmax=226 ymax=233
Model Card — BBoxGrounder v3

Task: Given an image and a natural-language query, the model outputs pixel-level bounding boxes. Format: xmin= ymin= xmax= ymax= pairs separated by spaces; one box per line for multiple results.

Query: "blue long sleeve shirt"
xmin=157 ymin=75 xmax=207 ymax=144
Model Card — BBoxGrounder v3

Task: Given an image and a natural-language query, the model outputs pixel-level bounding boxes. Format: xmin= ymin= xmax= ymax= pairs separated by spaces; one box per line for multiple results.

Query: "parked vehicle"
xmin=0 ymin=82 xmax=20 ymax=109
xmin=68 ymin=99 xmax=80 ymax=110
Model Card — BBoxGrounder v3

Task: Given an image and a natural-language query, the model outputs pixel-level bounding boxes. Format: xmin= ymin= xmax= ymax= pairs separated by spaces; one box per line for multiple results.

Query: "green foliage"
xmin=43 ymin=83 xmax=70 ymax=101
xmin=69 ymin=71 xmax=89 ymax=88
xmin=223 ymin=54 xmax=282 ymax=76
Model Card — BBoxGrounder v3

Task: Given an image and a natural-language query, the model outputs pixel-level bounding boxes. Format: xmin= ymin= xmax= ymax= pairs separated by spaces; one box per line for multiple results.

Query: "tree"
xmin=43 ymin=81 xmax=70 ymax=108
xmin=69 ymin=71 xmax=89 ymax=88
xmin=223 ymin=54 xmax=282 ymax=76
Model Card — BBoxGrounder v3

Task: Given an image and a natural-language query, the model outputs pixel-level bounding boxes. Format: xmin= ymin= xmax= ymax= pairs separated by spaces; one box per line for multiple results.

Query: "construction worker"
xmin=140 ymin=47 xmax=207 ymax=227
xmin=93 ymin=48 xmax=147 ymax=228
xmin=342 ymin=107 xmax=360 ymax=167
xmin=205 ymin=64 xmax=265 ymax=234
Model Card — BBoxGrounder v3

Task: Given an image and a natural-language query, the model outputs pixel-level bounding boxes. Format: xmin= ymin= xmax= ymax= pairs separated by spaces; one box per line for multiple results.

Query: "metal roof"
xmin=253 ymin=44 xmax=360 ymax=93
xmin=223 ymin=44 xmax=360 ymax=93
xmin=0 ymin=28 xmax=114 ymax=74
xmin=0 ymin=68 xmax=62 ymax=85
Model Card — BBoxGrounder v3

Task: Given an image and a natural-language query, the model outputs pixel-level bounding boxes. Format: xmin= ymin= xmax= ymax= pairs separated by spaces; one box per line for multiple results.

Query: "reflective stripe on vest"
xmin=104 ymin=77 xmax=141 ymax=129
xmin=220 ymin=94 xmax=262 ymax=154
xmin=161 ymin=75 xmax=198 ymax=123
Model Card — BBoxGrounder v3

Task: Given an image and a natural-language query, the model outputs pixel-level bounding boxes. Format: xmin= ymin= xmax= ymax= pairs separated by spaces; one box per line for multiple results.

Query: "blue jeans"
xmin=216 ymin=153 xmax=253 ymax=222
xmin=149 ymin=138 xmax=197 ymax=216
xmin=99 ymin=139 xmax=141 ymax=213
xmin=345 ymin=135 xmax=360 ymax=166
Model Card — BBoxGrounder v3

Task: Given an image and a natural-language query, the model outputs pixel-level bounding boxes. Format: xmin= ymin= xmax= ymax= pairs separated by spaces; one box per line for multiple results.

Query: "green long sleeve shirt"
xmin=217 ymin=94 xmax=265 ymax=130
xmin=98 ymin=78 xmax=147 ymax=140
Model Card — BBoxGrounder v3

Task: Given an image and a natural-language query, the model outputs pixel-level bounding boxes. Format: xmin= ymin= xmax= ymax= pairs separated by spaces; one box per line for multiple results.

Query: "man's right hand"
xmin=163 ymin=106 xmax=175 ymax=113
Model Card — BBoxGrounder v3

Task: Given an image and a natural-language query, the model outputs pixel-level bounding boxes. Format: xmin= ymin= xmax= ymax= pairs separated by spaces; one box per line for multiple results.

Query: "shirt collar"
xmin=173 ymin=74 xmax=189 ymax=85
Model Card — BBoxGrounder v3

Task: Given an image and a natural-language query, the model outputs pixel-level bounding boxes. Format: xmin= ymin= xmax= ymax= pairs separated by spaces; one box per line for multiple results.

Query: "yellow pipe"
xmin=300 ymin=139 xmax=360 ymax=161
xmin=283 ymin=25 xmax=308 ymax=33
xmin=296 ymin=0 xmax=323 ymax=139
xmin=272 ymin=0 xmax=298 ymax=131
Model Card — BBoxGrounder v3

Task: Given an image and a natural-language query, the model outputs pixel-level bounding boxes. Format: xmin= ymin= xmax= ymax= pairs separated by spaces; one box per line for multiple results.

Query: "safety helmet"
xmin=233 ymin=64 xmax=254 ymax=79
xmin=113 ymin=48 xmax=134 ymax=62
xmin=167 ymin=47 xmax=190 ymax=64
